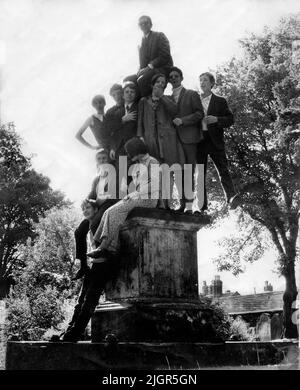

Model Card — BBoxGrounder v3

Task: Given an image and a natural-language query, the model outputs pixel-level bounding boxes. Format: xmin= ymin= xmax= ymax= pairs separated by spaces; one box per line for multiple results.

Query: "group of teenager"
xmin=54 ymin=15 xmax=241 ymax=342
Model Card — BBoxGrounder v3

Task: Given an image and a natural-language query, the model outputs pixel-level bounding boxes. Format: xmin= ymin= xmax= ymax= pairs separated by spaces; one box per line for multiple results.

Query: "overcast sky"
xmin=0 ymin=0 xmax=299 ymax=294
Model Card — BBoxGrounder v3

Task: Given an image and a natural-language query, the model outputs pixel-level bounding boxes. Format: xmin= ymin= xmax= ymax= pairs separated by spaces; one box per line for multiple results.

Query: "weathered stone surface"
xmin=271 ymin=313 xmax=283 ymax=340
xmin=105 ymin=208 xmax=209 ymax=301
xmin=92 ymin=208 xmax=212 ymax=342
xmin=92 ymin=300 xmax=221 ymax=342
xmin=6 ymin=340 xmax=299 ymax=370
xmin=256 ymin=313 xmax=271 ymax=341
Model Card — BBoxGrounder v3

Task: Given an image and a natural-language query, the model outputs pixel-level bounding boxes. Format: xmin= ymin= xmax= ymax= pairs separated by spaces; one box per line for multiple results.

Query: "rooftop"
xmin=214 ymin=291 xmax=284 ymax=315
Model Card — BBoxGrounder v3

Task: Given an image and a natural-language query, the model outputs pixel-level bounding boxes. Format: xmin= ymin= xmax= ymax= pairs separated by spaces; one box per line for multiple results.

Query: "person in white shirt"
xmin=197 ymin=72 xmax=240 ymax=211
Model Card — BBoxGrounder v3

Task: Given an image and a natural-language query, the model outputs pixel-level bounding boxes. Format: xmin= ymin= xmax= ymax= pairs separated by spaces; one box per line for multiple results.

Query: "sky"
xmin=0 ymin=0 xmax=299 ymax=294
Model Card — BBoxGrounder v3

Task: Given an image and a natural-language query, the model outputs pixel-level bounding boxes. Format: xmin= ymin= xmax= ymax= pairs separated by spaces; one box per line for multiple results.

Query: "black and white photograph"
xmin=0 ymin=0 xmax=299 ymax=375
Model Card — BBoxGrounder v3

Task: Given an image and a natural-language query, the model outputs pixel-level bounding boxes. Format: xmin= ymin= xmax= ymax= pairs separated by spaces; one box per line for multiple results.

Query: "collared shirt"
xmin=96 ymin=168 xmax=109 ymax=200
xmin=201 ymin=93 xmax=212 ymax=131
xmin=172 ymin=85 xmax=184 ymax=104
xmin=124 ymin=102 xmax=134 ymax=114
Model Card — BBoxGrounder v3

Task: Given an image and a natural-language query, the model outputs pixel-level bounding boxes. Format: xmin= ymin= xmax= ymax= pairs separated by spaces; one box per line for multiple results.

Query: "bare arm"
xmin=75 ymin=117 xmax=99 ymax=150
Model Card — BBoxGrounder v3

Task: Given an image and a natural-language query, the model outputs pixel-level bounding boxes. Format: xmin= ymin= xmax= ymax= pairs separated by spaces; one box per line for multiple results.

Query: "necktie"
xmin=126 ymin=105 xmax=130 ymax=114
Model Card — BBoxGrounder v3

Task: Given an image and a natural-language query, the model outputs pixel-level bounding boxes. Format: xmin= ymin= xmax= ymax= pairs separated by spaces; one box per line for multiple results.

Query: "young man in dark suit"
xmin=125 ymin=15 xmax=173 ymax=98
xmin=109 ymin=82 xmax=138 ymax=161
xmin=197 ymin=72 xmax=240 ymax=211
xmin=168 ymin=66 xmax=204 ymax=212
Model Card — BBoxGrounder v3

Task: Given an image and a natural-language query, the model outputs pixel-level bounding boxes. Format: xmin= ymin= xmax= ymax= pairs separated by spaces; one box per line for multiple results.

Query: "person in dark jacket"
xmin=168 ymin=66 xmax=204 ymax=212
xmin=197 ymin=72 xmax=240 ymax=211
xmin=109 ymin=82 xmax=139 ymax=161
xmin=125 ymin=16 xmax=173 ymax=97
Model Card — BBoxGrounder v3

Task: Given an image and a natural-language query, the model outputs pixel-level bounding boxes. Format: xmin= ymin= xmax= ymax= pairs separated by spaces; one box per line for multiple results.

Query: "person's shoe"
xmin=61 ymin=329 xmax=81 ymax=343
xmin=72 ymin=266 xmax=89 ymax=281
xmin=87 ymin=248 xmax=104 ymax=259
xmin=87 ymin=248 xmax=116 ymax=261
xmin=229 ymin=194 xmax=242 ymax=210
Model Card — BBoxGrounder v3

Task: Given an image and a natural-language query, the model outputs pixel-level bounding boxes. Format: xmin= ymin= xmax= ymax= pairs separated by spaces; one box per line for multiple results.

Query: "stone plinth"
xmin=6 ymin=341 xmax=299 ymax=370
xmin=92 ymin=208 xmax=213 ymax=342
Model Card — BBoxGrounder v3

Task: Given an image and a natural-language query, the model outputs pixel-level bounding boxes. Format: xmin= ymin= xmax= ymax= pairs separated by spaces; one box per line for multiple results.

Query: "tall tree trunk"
xmin=282 ymin=259 xmax=298 ymax=339
xmin=0 ymin=277 xmax=9 ymax=299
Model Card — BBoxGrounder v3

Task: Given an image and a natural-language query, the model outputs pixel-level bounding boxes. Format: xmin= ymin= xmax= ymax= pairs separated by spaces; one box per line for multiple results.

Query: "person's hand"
xmin=173 ymin=118 xmax=183 ymax=126
xmin=137 ymin=67 xmax=149 ymax=77
xmin=110 ymin=150 xmax=115 ymax=160
xmin=206 ymin=115 xmax=218 ymax=124
xmin=122 ymin=111 xmax=137 ymax=123
xmin=152 ymin=85 xmax=164 ymax=99
xmin=123 ymin=194 xmax=131 ymax=201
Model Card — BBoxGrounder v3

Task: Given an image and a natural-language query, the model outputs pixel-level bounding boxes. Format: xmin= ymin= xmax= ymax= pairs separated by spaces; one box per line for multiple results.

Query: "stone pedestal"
xmin=92 ymin=208 xmax=220 ymax=342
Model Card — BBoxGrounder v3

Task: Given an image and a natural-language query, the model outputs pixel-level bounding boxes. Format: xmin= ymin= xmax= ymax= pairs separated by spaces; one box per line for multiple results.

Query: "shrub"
xmin=6 ymin=286 xmax=65 ymax=340
xmin=229 ymin=316 xmax=254 ymax=341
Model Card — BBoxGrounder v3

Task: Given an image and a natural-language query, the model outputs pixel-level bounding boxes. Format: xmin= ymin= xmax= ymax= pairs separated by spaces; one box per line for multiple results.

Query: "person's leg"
xmin=63 ymin=262 xmax=113 ymax=341
xmin=90 ymin=198 xmax=158 ymax=256
xmin=90 ymin=200 xmax=119 ymax=236
xmin=197 ymin=141 xmax=209 ymax=211
xmin=209 ymin=149 xmax=236 ymax=203
xmin=66 ymin=270 xmax=91 ymax=331
xmin=181 ymin=143 xmax=198 ymax=211
xmin=73 ymin=219 xmax=90 ymax=280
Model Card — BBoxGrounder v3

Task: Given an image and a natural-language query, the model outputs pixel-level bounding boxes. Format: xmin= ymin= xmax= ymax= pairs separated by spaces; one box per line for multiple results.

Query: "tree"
xmin=0 ymin=123 xmax=68 ymax=298
xmin=19 ymin=206 xmax=81 ymax=282
xmin=212 ymin=14 xmax=300 ymax=338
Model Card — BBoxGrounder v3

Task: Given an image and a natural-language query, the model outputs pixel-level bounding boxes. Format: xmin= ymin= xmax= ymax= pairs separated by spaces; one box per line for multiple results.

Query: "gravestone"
xmin=256 ymin=313 xmax=271 ymax=341
xmin=91 ymin=207 xmax=222 ymax=342
xmin=271 ymin=313 xmax=283 ymax=340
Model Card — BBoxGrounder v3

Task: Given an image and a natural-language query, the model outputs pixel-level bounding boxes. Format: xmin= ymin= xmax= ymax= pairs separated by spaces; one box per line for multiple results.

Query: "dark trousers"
xmin=181 ymin=143 xmax=198 ymax=206
xmin=74 ymin=199 xmax=118 ymax=264
xmin=197 ymin=133 xmax=235 ymax=210
xmin=67 ymin=261 xmax=116 ymax=336
xmin=124 ymin=68 xmax=164 ymax=98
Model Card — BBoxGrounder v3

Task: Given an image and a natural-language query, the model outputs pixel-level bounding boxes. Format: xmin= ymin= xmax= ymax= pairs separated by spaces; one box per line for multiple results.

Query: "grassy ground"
xmin=0 ymin=300 xmax=7 ymax=370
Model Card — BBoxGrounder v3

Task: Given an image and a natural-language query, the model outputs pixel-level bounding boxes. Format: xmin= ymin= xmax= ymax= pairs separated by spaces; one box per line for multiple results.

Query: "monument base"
xmin=92 ymin=298 xmax=223 ymax=342
xmin=5 ymin=340 xmax=299 ymax=370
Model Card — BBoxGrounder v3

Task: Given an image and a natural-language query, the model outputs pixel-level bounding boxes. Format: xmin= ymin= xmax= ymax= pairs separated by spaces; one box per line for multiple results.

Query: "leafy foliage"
xmin=211 ymin=14 xmax=300 ymax=337
xmin=0 ymin=123 xmax=69 ymax=296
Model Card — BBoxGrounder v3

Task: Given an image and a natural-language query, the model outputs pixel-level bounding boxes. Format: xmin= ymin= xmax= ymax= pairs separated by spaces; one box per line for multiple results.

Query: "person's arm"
xmin=178 ymin=92 xmax=204 ymax=126
xmin=137 ymin=99 xmax=145 ymax=138
xmin=149 ymin=33 xmax=172 ymax=69
xmin=87 ymin=176 xmax=98 ymax=200
xmin=75 ymin=117 xmax=99 ymax=150
xmin=216 ymin=98 xmax=234 ymax=128
xmin=160 ymin=95 xmax=178 ymax=118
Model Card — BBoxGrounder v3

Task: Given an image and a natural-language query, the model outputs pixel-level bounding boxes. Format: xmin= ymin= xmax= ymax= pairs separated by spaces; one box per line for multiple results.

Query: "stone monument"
xmin=92 ymin=207 xmax=222 ymax=342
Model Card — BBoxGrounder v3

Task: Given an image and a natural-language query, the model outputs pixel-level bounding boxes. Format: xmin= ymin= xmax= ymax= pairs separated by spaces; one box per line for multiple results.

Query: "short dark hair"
xmin=123 ymin=81 xmax=138 ymax=94
xmin=151 ymin=73 xmax=167 ymax=88
xmin=125 ymin=137 xmax=149 ymax=159
xmin=109 ymin=84 xmax=122 ymax=95
xmin=138 ymin=15 xmax=152 ymax=26
xmin=168 ymin=66 xmax=183 ymax=79
xmin=199 ymin=72 xmax=215 ymax=87
xmin=81 ymin=198 xmax=99 ymax=211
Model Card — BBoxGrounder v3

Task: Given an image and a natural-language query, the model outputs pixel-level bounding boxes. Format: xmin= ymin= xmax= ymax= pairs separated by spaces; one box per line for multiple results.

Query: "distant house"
xmin=201 ymin=276 xmax=287 ymax=340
